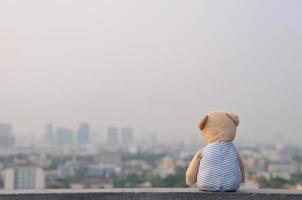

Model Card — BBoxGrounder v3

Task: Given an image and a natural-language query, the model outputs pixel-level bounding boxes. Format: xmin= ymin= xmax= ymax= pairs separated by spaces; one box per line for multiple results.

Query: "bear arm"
xmin=185 ymin=149 xmax=203 ymax=186
xmin=237 ymin=152 xmax=245 ymax=183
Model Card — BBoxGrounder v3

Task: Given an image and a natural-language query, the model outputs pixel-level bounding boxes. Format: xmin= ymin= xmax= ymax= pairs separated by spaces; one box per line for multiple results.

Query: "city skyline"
xmin=0 ymin=121 xmax=291 ymax=146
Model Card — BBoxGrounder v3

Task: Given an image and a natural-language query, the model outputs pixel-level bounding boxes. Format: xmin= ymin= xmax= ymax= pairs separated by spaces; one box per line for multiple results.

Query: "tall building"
xmin=146 ymin=133 xmax=157 ymax=147
xmin=107 ymin=127 xmax=118 ymax=145
xmin=121 ymin=127 xmax=133 ymax=145
xmin=4 ymin=164 xmax=45 ymax=189
xmin=56 ymin=128 xmax=74 ymax=145
xmin=44 ymin=123 xmax=55 ymax=144
xmin=0 ymin=123 xmax=15 ymax=148
xmin=76 ymin=123 xmax=90 ymax=145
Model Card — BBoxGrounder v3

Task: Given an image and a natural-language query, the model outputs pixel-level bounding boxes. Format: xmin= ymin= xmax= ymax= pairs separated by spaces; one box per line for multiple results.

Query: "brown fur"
xmin=185 ymin=111 xmax=245 ymax=186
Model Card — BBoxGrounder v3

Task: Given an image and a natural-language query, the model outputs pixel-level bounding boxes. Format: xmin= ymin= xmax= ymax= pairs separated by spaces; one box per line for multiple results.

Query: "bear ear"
xmin=198 ymin=115 xmax=208 ymax=130
xmin=225 ymin=112 xmax=239 ymax=126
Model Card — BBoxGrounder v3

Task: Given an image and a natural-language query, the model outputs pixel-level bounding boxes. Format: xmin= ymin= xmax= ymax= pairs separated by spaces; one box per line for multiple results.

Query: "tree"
xmin=255 ymin=176 xmax=269 ymax=188
xmin=270 ymin=177 xmax=288 ymax=189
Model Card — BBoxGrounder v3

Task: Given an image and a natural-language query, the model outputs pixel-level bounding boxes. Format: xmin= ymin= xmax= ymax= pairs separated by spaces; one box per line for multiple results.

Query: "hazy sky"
xmin=0 ymin=0 xmax=301 ymax=144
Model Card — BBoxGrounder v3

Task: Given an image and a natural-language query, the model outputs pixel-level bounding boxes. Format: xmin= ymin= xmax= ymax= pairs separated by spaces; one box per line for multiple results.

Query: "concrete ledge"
xmin=0 ymin=188 xmax=302 ymax=200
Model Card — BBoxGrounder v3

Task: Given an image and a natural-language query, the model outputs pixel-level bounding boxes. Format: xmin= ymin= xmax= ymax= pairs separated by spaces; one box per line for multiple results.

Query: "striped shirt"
xmin=196 ymin=141 xmax=241 ymax=191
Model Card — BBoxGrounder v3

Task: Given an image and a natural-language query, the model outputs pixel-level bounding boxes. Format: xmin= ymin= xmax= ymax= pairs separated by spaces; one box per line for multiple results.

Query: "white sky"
xmin=0 ymin=0 xmax=301 ymax=144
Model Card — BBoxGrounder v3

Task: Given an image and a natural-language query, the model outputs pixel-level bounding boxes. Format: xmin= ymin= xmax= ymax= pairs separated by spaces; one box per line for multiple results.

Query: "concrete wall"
xmin=0 ymin=188 xmax=302 ymax=200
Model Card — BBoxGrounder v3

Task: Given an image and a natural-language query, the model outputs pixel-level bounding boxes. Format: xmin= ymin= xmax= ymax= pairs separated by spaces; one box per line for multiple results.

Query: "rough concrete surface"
xmin=0 ymin=188 xmax=301 ymax=200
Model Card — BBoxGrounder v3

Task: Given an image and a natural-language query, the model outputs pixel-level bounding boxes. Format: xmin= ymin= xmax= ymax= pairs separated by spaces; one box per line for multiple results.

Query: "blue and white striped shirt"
xmin=196 ymin=141 xmax=241 ymax=191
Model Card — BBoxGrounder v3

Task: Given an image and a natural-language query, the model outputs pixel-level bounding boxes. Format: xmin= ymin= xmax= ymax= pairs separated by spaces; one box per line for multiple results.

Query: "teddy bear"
xmin=185 ymin=111 xmax=245 ymax=191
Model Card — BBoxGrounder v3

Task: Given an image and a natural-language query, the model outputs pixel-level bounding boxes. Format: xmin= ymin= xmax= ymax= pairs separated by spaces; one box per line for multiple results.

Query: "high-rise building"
xmin=121 ymin=127 xmax=133 ymax=145
xmin=0 ymin=123 xmax=15 ymax=148
xmin=146 ymin=133 xmax=157 ymax=146
xmin=4 ymin=165 xmax=45 ymax=189
xmin=44 ymin=123 xmax=55 ymax=144
xmin=56 ymin=128 xmax=74 ymax=145
xmin=76 ymin=123 xmax=90 ymax=145
xmin=107 ymin=127 xmax=118 ymax=145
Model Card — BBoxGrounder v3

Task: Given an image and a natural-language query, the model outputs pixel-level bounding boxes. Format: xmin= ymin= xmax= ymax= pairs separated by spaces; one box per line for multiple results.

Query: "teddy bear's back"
xmin=196 ymin=141 xmax=241 ymax=191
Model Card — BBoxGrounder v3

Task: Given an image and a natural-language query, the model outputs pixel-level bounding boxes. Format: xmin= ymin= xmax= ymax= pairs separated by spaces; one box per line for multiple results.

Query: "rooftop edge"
xmin=0 ymin=188 xmax=301 ymax=200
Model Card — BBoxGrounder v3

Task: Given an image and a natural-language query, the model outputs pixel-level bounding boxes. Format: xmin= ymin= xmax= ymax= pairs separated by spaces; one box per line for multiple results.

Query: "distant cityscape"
xmin=0 ymin=123 xmax=301 ymax=190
